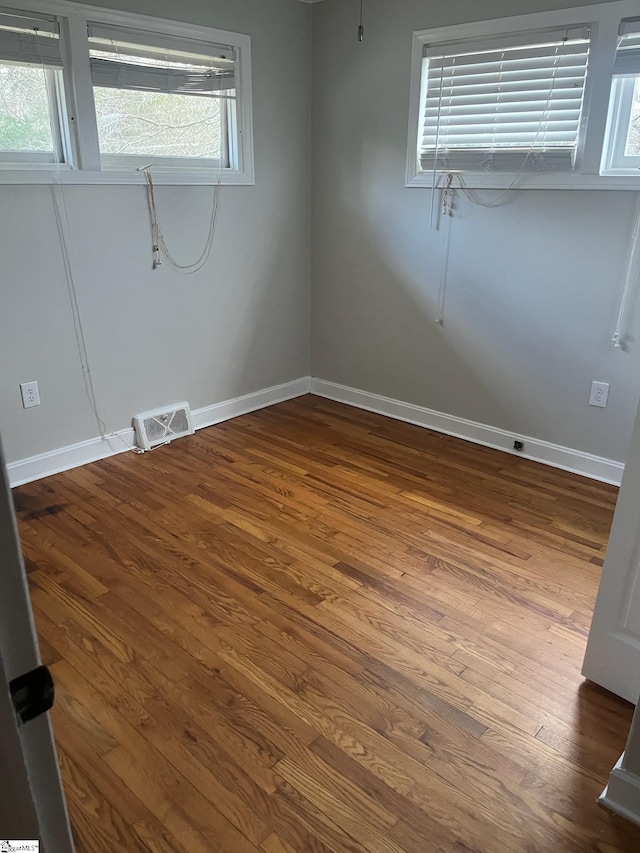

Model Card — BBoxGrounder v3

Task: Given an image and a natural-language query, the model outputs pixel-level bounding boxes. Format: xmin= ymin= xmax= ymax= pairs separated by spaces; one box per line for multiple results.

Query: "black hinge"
xmin=9 ymin=664 xmax=55 ymax=724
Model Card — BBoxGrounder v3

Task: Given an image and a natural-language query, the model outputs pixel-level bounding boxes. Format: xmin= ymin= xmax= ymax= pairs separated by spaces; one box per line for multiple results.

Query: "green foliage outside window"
xmin=0 ymin=64 xmax=54 ymax=152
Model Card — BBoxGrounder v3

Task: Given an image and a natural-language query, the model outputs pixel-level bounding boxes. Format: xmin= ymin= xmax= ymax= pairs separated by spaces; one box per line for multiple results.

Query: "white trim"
xmin=8 ymin=376 xmax=623 ymax=488
xmin=406 ymin=171 xmax=640 ymax=191
xmin=0 ymin=168 xmax=254 ymax=185
xmin=310 ymin=378 xmax=624 ymax=485
xmin=192 ymin=377 xmax=310 ymax=430
xmin=7 ymin=429 xmax=136 ymax=487
xmin=0 ymin=0 xmax=250 ymax=49
xmin=601 ymin=76 xmax=640 ymax=175
xmin=599 ymin=755 xmax=640 ymax=826
xmin=7 ymin=377 xmax=310 ymax=487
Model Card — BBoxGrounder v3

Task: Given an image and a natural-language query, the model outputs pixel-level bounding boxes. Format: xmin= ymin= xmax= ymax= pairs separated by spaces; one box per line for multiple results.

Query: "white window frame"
xmin=602 ymin=76 xmax=640 ymax=174
xmin=0 ymin=0 xmax=254 ymax=185
xmin=406 ymin=0 xmax=640 ymax=190
xmin=0 ymin=31 xmax=68 ymax=167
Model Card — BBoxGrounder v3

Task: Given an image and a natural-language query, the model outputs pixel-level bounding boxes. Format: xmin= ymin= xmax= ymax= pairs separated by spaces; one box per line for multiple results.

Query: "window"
xmin=406 ymin=1 xmax=640 ymax=189
xmin=419 ymin=28 xmax=590 ymax=173
xmin=0 ymin=1 xmax=253 ymax=184
xmin=0 ymin=11 xmax=65 ymax=165
xmin=602 ymin=22 xmax=640 ymax=174
xmin=87 ymin=24 xmax=236 ymax=172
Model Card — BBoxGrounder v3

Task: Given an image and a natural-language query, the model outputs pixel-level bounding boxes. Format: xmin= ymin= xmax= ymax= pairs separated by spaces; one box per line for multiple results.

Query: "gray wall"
xmin=0 ymin=0 xmax=311 ymax=463
xmin=3 ymin=0 xmax=640 ymax=469
xmin=311 ymin=0 xmax=640 ymax=463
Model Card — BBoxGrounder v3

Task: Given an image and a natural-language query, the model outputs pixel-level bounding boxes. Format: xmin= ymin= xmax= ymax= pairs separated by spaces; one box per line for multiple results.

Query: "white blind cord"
xmin=428 ymin=39 xmax=566 ymax=326
xmin=142 ymin=165 xmax=222 ymax=274
xmin=35 ymin=29 xmax=123 ymax=449
xmin=103 ymin=32 xmax=225 ymax=274
xmin=139 ymin=44 xmax=224 ymax=274
xmin=613 ymin=193 xmax=640 ymax=350
xmin=428 ymin=57 xmax=446 ymax=230
xmin=430 ymin=37 xmax=567 ymax=209
xmin=48 ymin=182 xmax=116 ymax=442
xmin=434 ymin=173 xmax=455 ymax=326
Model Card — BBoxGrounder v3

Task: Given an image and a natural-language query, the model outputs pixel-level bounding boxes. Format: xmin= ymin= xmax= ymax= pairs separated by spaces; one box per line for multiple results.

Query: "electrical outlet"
xmin=589 ymin=381 xmax=609 ymax=408
xmin=20 ymin=381 xmax=40 ymax=409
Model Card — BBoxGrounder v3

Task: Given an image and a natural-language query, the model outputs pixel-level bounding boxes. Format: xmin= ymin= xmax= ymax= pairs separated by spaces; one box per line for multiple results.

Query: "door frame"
xmin=0 ymin=435 xmax=74 ymax=852
xmin=582 ymin=397 xmax=640 ymax=704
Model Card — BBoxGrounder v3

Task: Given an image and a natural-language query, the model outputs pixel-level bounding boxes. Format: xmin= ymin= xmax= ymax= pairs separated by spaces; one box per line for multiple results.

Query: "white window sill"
xmin=0 ymin=168 xmax=255 ymax=186
xmin=407 ymin=170 xmax=640 ymax=191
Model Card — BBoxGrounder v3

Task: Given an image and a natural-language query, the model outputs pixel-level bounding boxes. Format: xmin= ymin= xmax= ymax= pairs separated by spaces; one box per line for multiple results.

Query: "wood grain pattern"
xmin=13 ymin=394 xmax=640 ymax=852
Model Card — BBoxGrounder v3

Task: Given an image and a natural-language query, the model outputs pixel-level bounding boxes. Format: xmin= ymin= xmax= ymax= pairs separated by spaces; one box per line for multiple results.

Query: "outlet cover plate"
xmin=20 ymin=381 xmax=40 ymax=409
xmin=589 ymin=381 xmax=609 ymax=408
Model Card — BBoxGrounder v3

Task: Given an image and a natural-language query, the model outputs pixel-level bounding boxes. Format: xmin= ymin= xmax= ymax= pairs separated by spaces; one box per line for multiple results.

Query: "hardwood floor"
xmin=13 ymin=394 xmax=640 ymax=852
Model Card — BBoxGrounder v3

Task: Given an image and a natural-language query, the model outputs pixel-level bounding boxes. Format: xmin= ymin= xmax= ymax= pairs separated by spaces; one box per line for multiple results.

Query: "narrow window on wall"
xmin=602 ymin=19 xmax=640 ymax=174
xmin=87 ymin=24 xmax=237 ymax=173
xmin=419 ymin=27 xmax=591 ymax=173
xmin=0 ymin=10 xmax=66 ymax=165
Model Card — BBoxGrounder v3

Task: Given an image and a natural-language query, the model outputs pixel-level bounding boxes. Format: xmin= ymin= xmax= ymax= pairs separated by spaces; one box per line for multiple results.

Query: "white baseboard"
xmin=7 ymin=430 xmax=137 ymax=488
xmin=310 ymin=378 xmax=624 ymax=486
xmin=192 ymin=377 xmax=310 ymax=431
xmin=7 ymin=377 xmax=310 ymax=488
xmin=8 ymin=375 xmax=624 ymax=488
xmin=599 ymin=755 xmax=640 ymax=827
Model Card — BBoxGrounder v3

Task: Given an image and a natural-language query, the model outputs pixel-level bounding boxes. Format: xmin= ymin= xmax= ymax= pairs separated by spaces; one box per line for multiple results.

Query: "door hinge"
xmin=10 ymin=664 xmax=55 ymax=724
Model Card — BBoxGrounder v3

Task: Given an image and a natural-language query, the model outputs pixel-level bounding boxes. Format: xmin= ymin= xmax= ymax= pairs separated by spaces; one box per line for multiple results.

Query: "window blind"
xmin=420 ymin=28 xmax=590 ymax=172
xmin=87 ymin=24 xmax=236 ymax=96
xmin=613 ymin=20 xmax=640 ymax=76
xmin=0 ymin=11 xmax=62 ymax=67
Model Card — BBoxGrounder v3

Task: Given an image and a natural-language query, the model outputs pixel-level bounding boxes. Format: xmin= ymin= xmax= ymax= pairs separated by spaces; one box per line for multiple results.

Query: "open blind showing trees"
xmin=419 ymin=28 xmax=591 ymax=172
xmin=87 ymin=24 xmax=237 ymax=163
xmin=0 ymin=12 xmax=63 ymax=159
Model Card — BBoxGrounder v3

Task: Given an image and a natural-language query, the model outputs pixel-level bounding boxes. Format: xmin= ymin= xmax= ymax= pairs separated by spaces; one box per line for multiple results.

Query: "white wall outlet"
xmin=589 ymin=381 xmax=609 ymax=408
xmin=20 ymin=381 xmax=40 ymax=409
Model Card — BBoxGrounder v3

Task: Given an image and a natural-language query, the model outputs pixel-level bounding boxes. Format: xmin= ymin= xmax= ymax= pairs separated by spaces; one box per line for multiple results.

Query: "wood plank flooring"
xmin=13 ymin=394 xmax=640 ymax=852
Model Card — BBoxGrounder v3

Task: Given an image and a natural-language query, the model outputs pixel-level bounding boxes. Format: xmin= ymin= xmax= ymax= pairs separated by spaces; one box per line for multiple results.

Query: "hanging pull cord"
xmin=441 ymin=172 xmax=455 ymax=216
xmin=435 ymin=174 xmax=455 ymax=326
xmin=449 ymin=38 xmax=567 ymax=209
xmin=613 ymin=194 xmax=640 ymax=350
xmin=142 ymin=167 xmax=222 ymax=275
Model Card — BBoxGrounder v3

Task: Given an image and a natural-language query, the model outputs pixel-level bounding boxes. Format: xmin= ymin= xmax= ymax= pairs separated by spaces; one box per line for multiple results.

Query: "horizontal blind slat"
xmin=0 ymin=17 xmax=62 ymax=67
xmin=427 ymin=50 xmax=588 ymax=72
xmin=619 ymin=20 xmax=640 ymax=37
xmin=423 ymin=27 xmax=589 ymax=57
xmin=420 ymin=149 xmax=575 ymax=171
xmin=423 ymin=115 xmax=582 ymax=130
xmin=426 ymin=67 xmax=588 ymax=85
xmin=423 ymin=131 xmax=580 ymax=141
xmin=425 ymin=105 xmax=583 ymax=120
xmin=87 ymin=23 xmax=235 ymax=63
xmin=90 ymin=57 xmax=235 ymax=94
xmin=613 ymin=28 xmax=640 ymax=74
xmin=425 ymin=86 xmax=582 ymax=103
xmin=0 ymin=12 xmax=57 ymax=34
